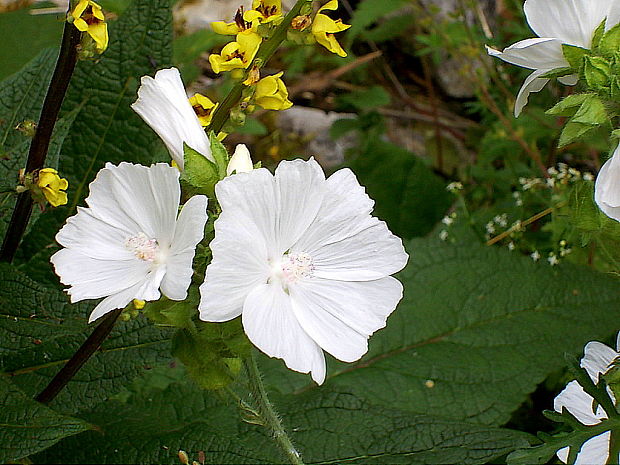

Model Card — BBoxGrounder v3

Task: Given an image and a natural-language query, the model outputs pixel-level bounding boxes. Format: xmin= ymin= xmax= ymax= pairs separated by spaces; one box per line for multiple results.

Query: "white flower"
xmin=554 ymin=334 xmax=620 ymax=464
xmin=50 ymin=162 xmax=208 ymax=323
xmin=595 ymin=144 xmax=620 ymax=222
xmin=486 ymin=0 xmax=620 ymax=116
xmin=131 ymin=68 xmax=213 ymax=170
xmin=226 ymin=144 xmax=254 ymax=176
xmin=198 ymin=158 xmax=408 ymax=384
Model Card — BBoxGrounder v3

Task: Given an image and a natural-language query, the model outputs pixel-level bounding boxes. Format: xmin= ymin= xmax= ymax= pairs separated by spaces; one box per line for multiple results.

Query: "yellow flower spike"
xmin=188 ymin=93 xmax=218 ymax=127
xmin=312 ymin=0 xmax=350 ymax=57
xmin=244 ymin=0 xmax=282 ymax=24
xmin=37 ymin=168 xmax=68 ymax=207
xmin=71 ymin=0 xmax=108 ymax=53
xmin=209 ymin=30 xmax=262 ymax=74
xmin=254 ymin=72 xmax=293 ymax=110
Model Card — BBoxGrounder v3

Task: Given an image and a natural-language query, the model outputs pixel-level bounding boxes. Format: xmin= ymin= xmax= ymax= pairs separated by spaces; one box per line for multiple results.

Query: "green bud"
xmin=599 ymin=22 xmax=620 ymax=57
xmin=180 ymin=135 xmax=229 ymax=199
xmin=561 ymin=44 xmax=588 ymax=71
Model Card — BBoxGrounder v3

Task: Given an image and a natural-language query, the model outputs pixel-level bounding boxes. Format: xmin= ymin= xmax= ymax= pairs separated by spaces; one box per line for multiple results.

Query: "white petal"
xmin=558 ymin=74 xmax=579 ymax=86
xmin=575 ymin=431 xmax=611 ymax=465
xmin=84 ymin=163 xmax=180 ymax=247
xmin=556 ymin=446 xmax=569 ymax=464
xmin=242 ymin=283 xmax=326 ymax=384
xmin=161 ymin=195 xmax=208 ymax=300
xmin=294 ymin=168 xmax=375 ymax=252
xmin=55 ymin=207 xmax=135 ymax=261
xmin=310 ymin=218 xmax=408 ymax=281
xmin=273 ymin=158 xmax=325 ymax=252
xmin=581 ymin=341 xmax=617 ymax=383
xmin=50 ymin=248 xmax=149 ymax=301
xmin=199 ymin=212 xmax=271 ymax=322
xmin=486 ymin=38 xmax=566 ymax=70
xmin=524 ymin=0 xmax=610 ymax=48
xmin=226 ymin=144 xmax=254 ymax=176
xmin=214 ymin=168 xmax=279 ymax=256
xmin=131 ymin=67 xmax=212 ymax=168
xmin=595 ymin=145 xmax=620 ymax=221
xmin=514 ymin=69 xmax=550 ymax=117
xmin=554 ymin=380 xmax=607 ymax=426
xmin=88 ymin=281 xmax=145 ymax=323
xmin=289 ymin=277 xmax=403 ymax=362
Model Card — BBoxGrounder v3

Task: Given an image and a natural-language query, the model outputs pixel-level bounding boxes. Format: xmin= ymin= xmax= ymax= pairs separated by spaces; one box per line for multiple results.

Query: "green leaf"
xmin=37 ymin=382 xmax=532 ymax=464
xmin=346 ymin=0 xmax=409 ymax=43
xmin=591 ymin=19 xmax=607 ymax=52
xmin=181 ymin=144 xmax=220 ymax=198
xmin=539 ymin=67 xmax=574 ymax=79
xmin=274 ymin=237 xmax=620 ymax=426
xmin=561 ymin=44 xmax=588 ymax=71
xmin=599 ymin=22 xmax=620 ymax=57
xmin=0 ymin=8 xmax=63 ymax=81
xmin=0 ymin=375 xmax=92 ymax=463
xmin=348 ymin=139 xmax=452 ymax=239
xmin=0 ymin=263 xmax=172 ymax=414
xmin=546 ymin=93 xmax=592 ymax=117
xmin=209 ymin=131 xmax=229 ymax=179
xmin=338 ymin=85 xmax=391 ymax=111
xmin=583 ymin=56 xmax=611 ymax=88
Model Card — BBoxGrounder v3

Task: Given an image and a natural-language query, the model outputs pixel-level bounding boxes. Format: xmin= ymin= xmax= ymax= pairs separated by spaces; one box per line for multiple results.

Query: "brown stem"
xmin=35 ymin=308 xmax=123 ymax=404
xmin=0 ymin=12 xmax=81 ymax=263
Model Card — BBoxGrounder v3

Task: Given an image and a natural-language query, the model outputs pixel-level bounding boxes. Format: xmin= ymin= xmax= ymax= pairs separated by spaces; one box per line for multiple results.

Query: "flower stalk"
xmin=207 ymin=0 xmax=310 ymax=134
xmin=244 ymin=352 xmax=304 ymax=465
xmin=0 ymin=7 xmax=81 ymax=263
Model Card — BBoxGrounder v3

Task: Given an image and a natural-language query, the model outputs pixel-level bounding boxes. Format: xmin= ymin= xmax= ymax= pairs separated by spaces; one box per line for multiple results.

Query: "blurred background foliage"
xmin=1 ymin=0 xmax=619 ymax=464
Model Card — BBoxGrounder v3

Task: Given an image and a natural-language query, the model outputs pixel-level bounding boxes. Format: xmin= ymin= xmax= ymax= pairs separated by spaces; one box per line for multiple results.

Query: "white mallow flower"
xmin=595 ymin=144 xmax=620 ymax=222
xmin=199 ymin=158 xmax=408 ymax=384
xmin=226 ymin=144 xmax=254 ymax=176
xmin=51 ymin=162 xmax=208 ymax=323
xmin=486 ymin=0 xmax=620 ymax=116
xmin=554 ymin=333 xmax=620 ymax=464
xmin=131 ymin=67 xmax=212 ymax=170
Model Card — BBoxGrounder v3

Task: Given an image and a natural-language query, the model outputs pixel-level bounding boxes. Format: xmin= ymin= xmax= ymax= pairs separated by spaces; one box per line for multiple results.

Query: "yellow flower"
xmin=244 ymin=0 xmax=282 ymax=24
xmin=71 ymin=0 xmax=108 ymax=53
xmin=312 ymin=0 xmax=350 ymax=57
xmin=212 ymin=6 xmax=254 ymax=35
xmin=188 ymin=93 xmax=218 ymax=127
xmin=209 ymin=30 xmax=262 ymax=74
xmin=37 ymin=168 xmax=68 ymax=207
xmin=254 ymin=72 xmax=293 ymax=110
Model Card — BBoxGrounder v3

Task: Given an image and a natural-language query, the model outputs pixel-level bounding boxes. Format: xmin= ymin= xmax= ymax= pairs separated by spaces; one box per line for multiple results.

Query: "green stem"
xmin=207 ymin=0 xmax=310 ymax=134
xmin=0 ymin=9 xmax=81 ymax=263
xmin=244 ymin=352 xmax=304 ymax=465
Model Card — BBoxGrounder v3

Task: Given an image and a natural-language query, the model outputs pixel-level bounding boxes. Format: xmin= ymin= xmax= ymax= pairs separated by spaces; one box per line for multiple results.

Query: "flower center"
xmin=125 ymin=232 xmax=160 ymax=262
xmin=272 ymin=252 xmax=314 ymax=285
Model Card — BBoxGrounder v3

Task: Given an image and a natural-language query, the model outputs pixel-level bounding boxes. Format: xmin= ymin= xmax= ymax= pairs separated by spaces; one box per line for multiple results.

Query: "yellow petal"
xmin=88 ymin=22 xmax=109 ymax=52
xmin=318 ymin=0 xmax=339 ymax=13
xmin=73 ymin=17 xmax=89 ymax=32
xmin=71 ymin=0 xmax=88 ymax=20
xmin=211 ymin=21 xmax=240 ymax=35
xmin=315 ymin=31 xmax=347 ymax=57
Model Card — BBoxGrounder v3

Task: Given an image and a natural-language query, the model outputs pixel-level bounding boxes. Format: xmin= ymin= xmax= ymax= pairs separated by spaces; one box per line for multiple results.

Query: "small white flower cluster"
xmin=438 ymin=212 xmax=457 ymax=241
xmin=446 ymin=182 xmax=463 ymax=194
xmin=518 ymin=163 xmax=591 ymax=194
xmin=51 ymin=68 xmax=408 ymax=384
xmin=553 ymin=333 xmax=620 ymax=464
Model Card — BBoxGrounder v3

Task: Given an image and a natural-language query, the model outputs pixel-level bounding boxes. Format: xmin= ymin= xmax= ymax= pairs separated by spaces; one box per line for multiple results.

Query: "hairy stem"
xmin=207 ymin=0 xmax=310 ymax=134
xmin=244 ymin=352 xmax=304 ymax=465
xmin=35 ymin=308 xmax=123 ymax=404
xmin=0 ymin=10 xmax=81 ymax=263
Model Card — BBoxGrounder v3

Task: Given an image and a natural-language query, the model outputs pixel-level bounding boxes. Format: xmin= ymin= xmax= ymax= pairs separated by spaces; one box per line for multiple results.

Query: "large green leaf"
xmin=348 ymin=139 xmax=452 ymax=239
xmin=0 ymin=263 xmax=172 ymax=414
xmin=0 ymin=375 xmax=91 ymax=463
xmin=264 ymin=236 xmax=620 ymax=427
xmin=36 ymin=381 xmax=531 ymax=464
